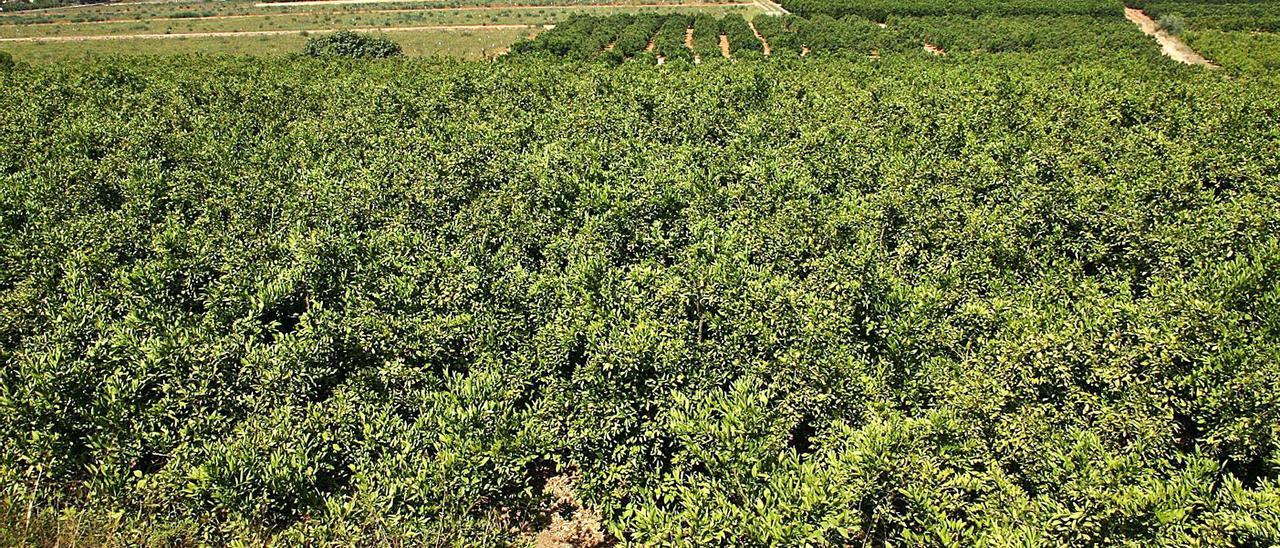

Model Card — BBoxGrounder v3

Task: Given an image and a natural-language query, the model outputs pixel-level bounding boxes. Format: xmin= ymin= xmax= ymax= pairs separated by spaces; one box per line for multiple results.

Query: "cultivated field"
xmin=0 ymin=0 xmax=765 ymax=60
xmin=1 ymin=0 xmax=1278 ymax=546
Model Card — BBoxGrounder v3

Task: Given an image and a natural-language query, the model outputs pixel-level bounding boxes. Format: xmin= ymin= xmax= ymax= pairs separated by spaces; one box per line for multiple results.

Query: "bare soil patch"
xmin=532 ymin=474 xmax=608 ymax=548
xmin=923 ymin=42 xmax=945 ymax=56
xmin=1124 ymin=7 xmax=1218 ymax=67
xmin=718 ymin=33 xmax=729 ymax=58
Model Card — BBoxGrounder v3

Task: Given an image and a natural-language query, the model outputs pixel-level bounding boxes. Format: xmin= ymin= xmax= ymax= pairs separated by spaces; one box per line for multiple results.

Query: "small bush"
xmin=304 ymin=30 xmax=402 ymax=59
xmin=1158 ymin=13 xmax=1186 ymax=36
xmin=0 ymin=51 xmax=12 ymax=69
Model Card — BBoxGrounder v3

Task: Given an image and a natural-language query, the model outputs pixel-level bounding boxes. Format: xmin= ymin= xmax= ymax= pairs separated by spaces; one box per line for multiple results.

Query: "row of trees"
xmin=515 ymin=13 xmax=772 ymax=63
xmin=1129 ymin=0 xmax=1280 ymax=32
xmin=780 ymin=0 xmax=1122 ymax=20
xmin=513 ymin=13 xmax=1175 ymax=61
xmin=691 ymin=13 xmax=723 ymax=60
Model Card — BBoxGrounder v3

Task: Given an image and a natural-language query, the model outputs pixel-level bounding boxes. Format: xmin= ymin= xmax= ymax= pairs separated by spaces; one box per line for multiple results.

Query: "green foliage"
xmin=0 ymin=51 xmax=12 ymax=70
xmin=1 ymin=41 xmax=1279 ymax=546
xmin=1159 ymin=13 xmax=1188 ymax=36
xmin=1187 ymin=30 xmax=1280 ymax=77
xmin=691 ymin=13 xmax=722 ymax=61
xmin=891 ymin=14 xmax=1163 ymax=56
xmin=1130 ymin=0 xmax=1280 ymax=33
xmin=720 ymin=14 xmax=762 ymax=55
xmin=653 ymin=14 xmax=693 ymax=62
xmin=304 ymin=30 xmax=402 ymax=59
xmin=780 ymin=0 xmax=1121 ymax=20
xmin=612 ymin=14 xmax=662 ymax=58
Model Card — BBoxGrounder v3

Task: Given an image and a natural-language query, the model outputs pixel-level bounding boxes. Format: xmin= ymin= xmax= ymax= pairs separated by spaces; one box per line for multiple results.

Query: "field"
xmin=0 ymin=0 xmax=763 ymax=61
xmin=1 ymin=0 xmax=1279 ymax=546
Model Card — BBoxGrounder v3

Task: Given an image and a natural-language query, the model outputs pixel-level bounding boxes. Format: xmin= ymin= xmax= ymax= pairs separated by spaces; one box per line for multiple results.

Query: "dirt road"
xmin=1124 ymin=7 xmax=1217 ymax=67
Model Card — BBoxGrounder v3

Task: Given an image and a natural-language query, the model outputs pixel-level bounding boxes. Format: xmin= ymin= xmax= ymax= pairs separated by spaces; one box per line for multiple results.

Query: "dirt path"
xmin=748 ymin=19 xmax=769 ymax=55
xmin=0 ymin=23 xmax=540 ymax=42
xmin=718 ymin=33 xmax=729 ymax=58
xmin=644 ymin=37 xmax=655 ymax=51
xmin=923 ymin=42 xmax=945 ymax=56
xmin=752 ymin=0 xmax=787 ymax=16
xmin=1124 ymin=7 xmax=1217 ymax=67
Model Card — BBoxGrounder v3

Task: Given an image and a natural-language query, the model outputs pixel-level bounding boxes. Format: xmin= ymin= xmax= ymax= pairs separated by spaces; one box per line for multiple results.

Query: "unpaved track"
xmin=1124 ymin=7 xmax=1217 ymax=67
xmin=748 ymin=19 xmax=769 ymax=55
xmin=752 ymin=0 xmax=786 ymax=16
xmin=718 ymin=33 xmax=729 ymax=58
xmin=0 ymin=23 xmax=540 ymax=42
xmin=923 ymin=42 xmax=945 ymax=56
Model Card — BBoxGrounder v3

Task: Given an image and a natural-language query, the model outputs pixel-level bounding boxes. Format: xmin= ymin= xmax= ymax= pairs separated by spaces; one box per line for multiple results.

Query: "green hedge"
xmin=304 ymin=30 xmax=402 ymax=59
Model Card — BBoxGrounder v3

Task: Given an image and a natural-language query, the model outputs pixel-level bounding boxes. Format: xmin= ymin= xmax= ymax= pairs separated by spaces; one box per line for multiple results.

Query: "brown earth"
xmin=923 ymin=42 xmax=945 ymax=56
xmin=718 ymin=32 xmax=729 ymax=58
xmin=1123 ymin=7 xmax=1218 ymax=67
xmin=532 ymin=474 xmax=608 ymax=548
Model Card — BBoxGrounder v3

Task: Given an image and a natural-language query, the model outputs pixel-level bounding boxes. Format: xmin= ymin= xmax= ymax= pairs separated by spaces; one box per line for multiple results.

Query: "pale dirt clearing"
xmin=718 ymin=32 xmax=728 ymax=57
xmin=748 ymin=19 xmax=769 ymax=55
xmin=752 ymin=0 xmax=786 ymax=16
xmin=531 ymin=474 xmax=607 ymax=548
xmin=1124 ymin=7 xmax=1218 ymax=67
xmin=924 ymin=42 xmax=945 ymax=56
xmin=0 ymin=23 xmax=540 ymax=42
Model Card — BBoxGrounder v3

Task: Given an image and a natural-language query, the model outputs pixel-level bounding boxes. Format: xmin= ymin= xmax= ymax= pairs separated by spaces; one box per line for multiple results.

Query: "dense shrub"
xmin=1131 ymin=0 xmax=1280 ymax=33
xmin=0 ymin=51 xmax=12 ymax=70
xmin=304 ymin=30 xmax=402 ymax=59
xmin=612 ymin=13 xmax=662 ymax=57
xmin=1159 ymin=12 xmax=1188 ymax=35
xmin=720 ymin=14 xmax=762 ymax=55
xmin=1 ymin=28 xmax=1279 ymax=547
xmin=781 ymin=0 xmax=1120 ymax=19
xmin=691 ymin=13 xmax=722 ymax=61
xmin=653 ymin=14 xmax=693 ymax=62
